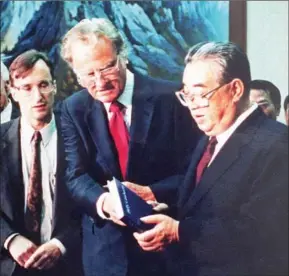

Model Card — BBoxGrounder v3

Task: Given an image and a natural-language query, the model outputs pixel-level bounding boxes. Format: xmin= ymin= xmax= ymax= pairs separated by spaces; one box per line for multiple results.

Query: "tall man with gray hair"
xmin=132 ymin=42 xmax=288 ymax=276
xmin=60 ymin=18 xmax=201 ymax=276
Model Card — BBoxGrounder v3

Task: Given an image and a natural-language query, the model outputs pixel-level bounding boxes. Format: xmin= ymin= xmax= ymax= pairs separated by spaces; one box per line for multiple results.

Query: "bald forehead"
xmin=183 ymin=59 xmax=223 ymax=85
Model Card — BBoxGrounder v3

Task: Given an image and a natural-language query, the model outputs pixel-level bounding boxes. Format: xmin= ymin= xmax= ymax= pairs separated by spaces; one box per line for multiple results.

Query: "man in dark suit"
xmin=133 ymin=42 xmax=288 ymax=276
xmin=1 ymin=61 xmax=19 ymax=123
xmin=0 ymin=50 xmax=83 ymax=276
xmin=60 ymin=18 xmax=201 ymax=276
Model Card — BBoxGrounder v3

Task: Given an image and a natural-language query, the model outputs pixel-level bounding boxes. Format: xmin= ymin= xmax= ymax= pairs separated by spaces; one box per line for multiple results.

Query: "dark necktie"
xmin=25 ymin=131 xmax=42 ymax=244
xmin=195 ymin=136 xmax=217 ymax=185
xmin=109 ymin=101 xmax=129 ymax=179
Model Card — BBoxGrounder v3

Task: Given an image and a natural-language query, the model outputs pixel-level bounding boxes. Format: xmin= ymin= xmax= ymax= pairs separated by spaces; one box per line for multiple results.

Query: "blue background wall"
xmin=1 ymin=1 xmax=229 ymax=100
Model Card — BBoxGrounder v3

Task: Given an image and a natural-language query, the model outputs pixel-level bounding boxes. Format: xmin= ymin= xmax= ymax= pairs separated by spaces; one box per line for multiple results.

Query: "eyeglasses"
xmin=76 ymin=56 xmax=120 ymax=85
xmin=175 ymin=82 xmax=230 ymax=107
xmin=14 ymin=80 xmax=55 ymax=98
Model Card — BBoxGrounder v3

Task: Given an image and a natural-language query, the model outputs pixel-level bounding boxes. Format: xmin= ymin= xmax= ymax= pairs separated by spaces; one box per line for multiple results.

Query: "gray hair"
xmin=61 ymin=18 xmax=127 ymax=66
xmin=1 ymin=60 xmax=9 ymax=81
xmin=185 ymin=42 xmax=251 ymax=95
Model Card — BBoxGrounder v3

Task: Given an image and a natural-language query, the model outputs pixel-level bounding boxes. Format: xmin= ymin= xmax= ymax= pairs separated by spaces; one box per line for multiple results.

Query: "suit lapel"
xmin=127 ymin=76 xmax=155 ymax=178
xmin=1 ymin=119 xmax=24 ymax=220
xmin=86 ymin=98 xmax=122 ymax=179
xmin=181 ymin=108 xmax=264 ymax=215
xmin=11 ymin=103 xmax=20 ymax=119
xmin=178 ymin=136 xmax=208 ymax=209
xmin=129 ymin=77 xmax=155 ymax=145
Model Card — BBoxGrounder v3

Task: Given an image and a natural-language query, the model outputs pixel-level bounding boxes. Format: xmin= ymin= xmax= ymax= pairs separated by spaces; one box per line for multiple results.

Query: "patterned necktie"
xmin=25 ymin=131 xmax=42 ymax=244
xmin=109 ymin=101 xmax=129 ymax=179
xmin=195 ymin=136 xmax=217 ymax=185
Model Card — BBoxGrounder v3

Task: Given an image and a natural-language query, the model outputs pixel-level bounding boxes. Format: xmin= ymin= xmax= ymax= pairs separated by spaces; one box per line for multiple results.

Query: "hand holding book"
xmin=107 ymin=178 xmax=169 ymax=232
xmin=123 ymin=181 xmax=156 ymax=202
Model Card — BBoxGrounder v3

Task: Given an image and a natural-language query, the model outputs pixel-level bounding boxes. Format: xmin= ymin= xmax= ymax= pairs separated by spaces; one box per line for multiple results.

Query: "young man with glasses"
xmin=132 ymin=42 xmax=288 ymax=276
xmin=60 ymin=18 xmax=201 ymax=276
xmin=0 ymin=50 xmax=83 ymax=276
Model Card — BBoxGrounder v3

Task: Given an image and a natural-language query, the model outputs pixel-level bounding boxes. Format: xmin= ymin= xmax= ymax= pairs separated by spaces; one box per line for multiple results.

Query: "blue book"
xmin=107 ymin=177 xmax=154 ymax=232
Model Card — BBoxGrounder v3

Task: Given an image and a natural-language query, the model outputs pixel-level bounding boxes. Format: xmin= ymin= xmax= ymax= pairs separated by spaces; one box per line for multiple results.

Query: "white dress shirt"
xmin=97 ymin=69 xmax=134 ymax=219
xmin=209 ymin=103 xmax=258 ymax=166
xmin=103 ymin=69 xmax=134 ymax=128
xmin=0 ymin=100 xmax=12 ymax=124
xmin=4 ymin=115 xmax=65 ymax=254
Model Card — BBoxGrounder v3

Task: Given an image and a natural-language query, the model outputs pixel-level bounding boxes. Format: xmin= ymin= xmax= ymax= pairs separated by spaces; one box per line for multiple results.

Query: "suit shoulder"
xmin=262 ymin=119 xmax=288 ymax=142
xmin=254 ymin=119 xmax=288 ymax=155
xmin=136 ymin=74 xmax=180 ymax=95
xmin=1 ymin=120 xmax=14 ymax=137
xmin=63 ymin=89 xmax=91 ymax=106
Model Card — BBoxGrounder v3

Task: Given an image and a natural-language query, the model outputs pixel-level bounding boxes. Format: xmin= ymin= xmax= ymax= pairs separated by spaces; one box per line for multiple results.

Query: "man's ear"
xmin=10 ymin=87 xmax=19 ymax=102
xmin=231 ymin=79 xmax=244 ymax=103
xmin=4 ymin=81 xmax=10 ymax=96
xmin=77 ymin=76 xmax=85 ymax=88
xmin=52 ymin=80 xmax=57 ymax=95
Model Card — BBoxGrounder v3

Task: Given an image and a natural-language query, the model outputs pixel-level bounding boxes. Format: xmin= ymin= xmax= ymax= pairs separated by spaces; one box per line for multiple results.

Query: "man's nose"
xmin=31 ymin=87 xmax=44 ymax=101
xmin=93 ymin=71 xmax=106 ymax=89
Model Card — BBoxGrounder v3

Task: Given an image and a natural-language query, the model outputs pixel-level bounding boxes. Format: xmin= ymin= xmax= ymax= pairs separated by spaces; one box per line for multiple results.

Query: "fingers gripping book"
xmin=107 ymin=177 xmax=154 ymax=232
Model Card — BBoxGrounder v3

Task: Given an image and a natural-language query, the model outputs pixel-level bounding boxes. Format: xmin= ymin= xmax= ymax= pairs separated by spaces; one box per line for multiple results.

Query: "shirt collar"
xmin=0 ymin=99 xmax=12 ymax=121
xmin=104 ymin=69 xmax=134 ymax=111
xmin=215 ymin=103 xmax=258 ymax=143
xmin=21 ymin=114 xmax=56 ymax=147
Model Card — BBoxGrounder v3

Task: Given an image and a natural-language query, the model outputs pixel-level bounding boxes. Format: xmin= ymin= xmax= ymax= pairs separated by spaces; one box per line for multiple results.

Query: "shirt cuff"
xmin=4 ymin=233 xmax=20 ymax=250
xmin=96 ymin=192 xmax=110 ymax=219
xmin=49 ymin=238 xmax=66 ymax=255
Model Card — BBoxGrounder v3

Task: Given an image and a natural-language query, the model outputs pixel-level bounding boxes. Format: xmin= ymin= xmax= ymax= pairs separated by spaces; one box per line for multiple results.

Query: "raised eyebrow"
xmin=21 ymin=84 xmax=32 ymax=89
xmin=191 ymin=83 xmax=207 ymax=88
xmin=38 ymin=80 xmax=50 ymax=85
xmin=101 ymin=59 xmax=117 ymax=70
xmin=257 ymin=99 xmax=270 ymax=105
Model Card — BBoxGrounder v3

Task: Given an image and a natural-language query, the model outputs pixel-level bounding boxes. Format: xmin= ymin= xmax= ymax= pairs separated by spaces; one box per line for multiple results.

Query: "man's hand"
xmin=123 ymin=182 xmax=156 ymax=202
xmin=8 ymin=235 xmax=37 ymax=267
xmin=24 ymin=242 xmax=61 ymax=270
xmin=133 ymin=214 xmax=179 ymax=252
xmin=102 ymin=193 xmax=126 ymax=226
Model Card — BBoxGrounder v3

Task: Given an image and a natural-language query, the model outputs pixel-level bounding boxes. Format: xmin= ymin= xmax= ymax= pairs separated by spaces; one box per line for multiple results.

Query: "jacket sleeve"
xmin=61 ymin=99 xmax=104 ymax=221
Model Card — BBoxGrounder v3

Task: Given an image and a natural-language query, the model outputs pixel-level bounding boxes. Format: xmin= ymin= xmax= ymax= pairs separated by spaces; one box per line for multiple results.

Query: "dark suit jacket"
xmin=10 ymin=103 xmax=20 ymax=120
xmin=61 ymin=74 xmax=201 ymax=276
xmin=170 ymin=108 xmax=288 ymax=276
xmin=0 ymin=116 xmax=83 ymax=276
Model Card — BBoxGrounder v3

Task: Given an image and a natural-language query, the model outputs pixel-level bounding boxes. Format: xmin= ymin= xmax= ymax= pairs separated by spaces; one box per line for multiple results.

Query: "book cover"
xmin=107 ymin=177 xmax=154 ymax=232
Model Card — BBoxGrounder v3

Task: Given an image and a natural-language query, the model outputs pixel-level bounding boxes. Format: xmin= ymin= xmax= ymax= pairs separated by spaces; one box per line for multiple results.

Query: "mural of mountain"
xmin=0 ymin=0 xmax=229 ymax=99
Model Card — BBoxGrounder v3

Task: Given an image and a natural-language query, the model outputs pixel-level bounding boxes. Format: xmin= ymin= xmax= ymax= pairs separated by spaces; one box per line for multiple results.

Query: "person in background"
xmin=0 ymin=50 xmax=83 ymax=276
xmin=283 ymin=94 xmax=289 ymax=126
xmin=60 ymin=18 xmax=201 ymax=276
xmin=130 ymin=42 xmax=288 ymax=276
xmin=1 ymin=60 xmax=19 ymax=123
xmin=249 ymin=79 xmax=281 ymax=120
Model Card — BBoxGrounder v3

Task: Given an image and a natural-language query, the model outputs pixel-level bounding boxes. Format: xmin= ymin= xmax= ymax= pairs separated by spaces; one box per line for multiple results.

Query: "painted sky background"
xmin=1 ymin=1 xmax=229 ymax=99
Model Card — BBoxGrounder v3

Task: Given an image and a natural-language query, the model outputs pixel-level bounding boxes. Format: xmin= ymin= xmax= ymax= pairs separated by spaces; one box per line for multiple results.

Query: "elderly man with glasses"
xmin=131 ymin=42 xmax=288 ymax=276
xmin=1 ymin=60 xmax=20 ymax=123
xmin=0 ymin=50 xmax=83 ymax=276
xmin=60 ymin=18 xmax=201 ymax=276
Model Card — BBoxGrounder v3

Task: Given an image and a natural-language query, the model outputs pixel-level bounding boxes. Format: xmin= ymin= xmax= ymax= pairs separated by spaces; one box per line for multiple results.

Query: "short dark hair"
xmin=250 ymin=79 xmax=281 ymax=111
xmin=9 ymin=49 xmax=54 ymax=87
xmin=284 ymin=95 xmax=289 ymax=111
xmin=185 ymin=42 xmax=251 ymax=96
